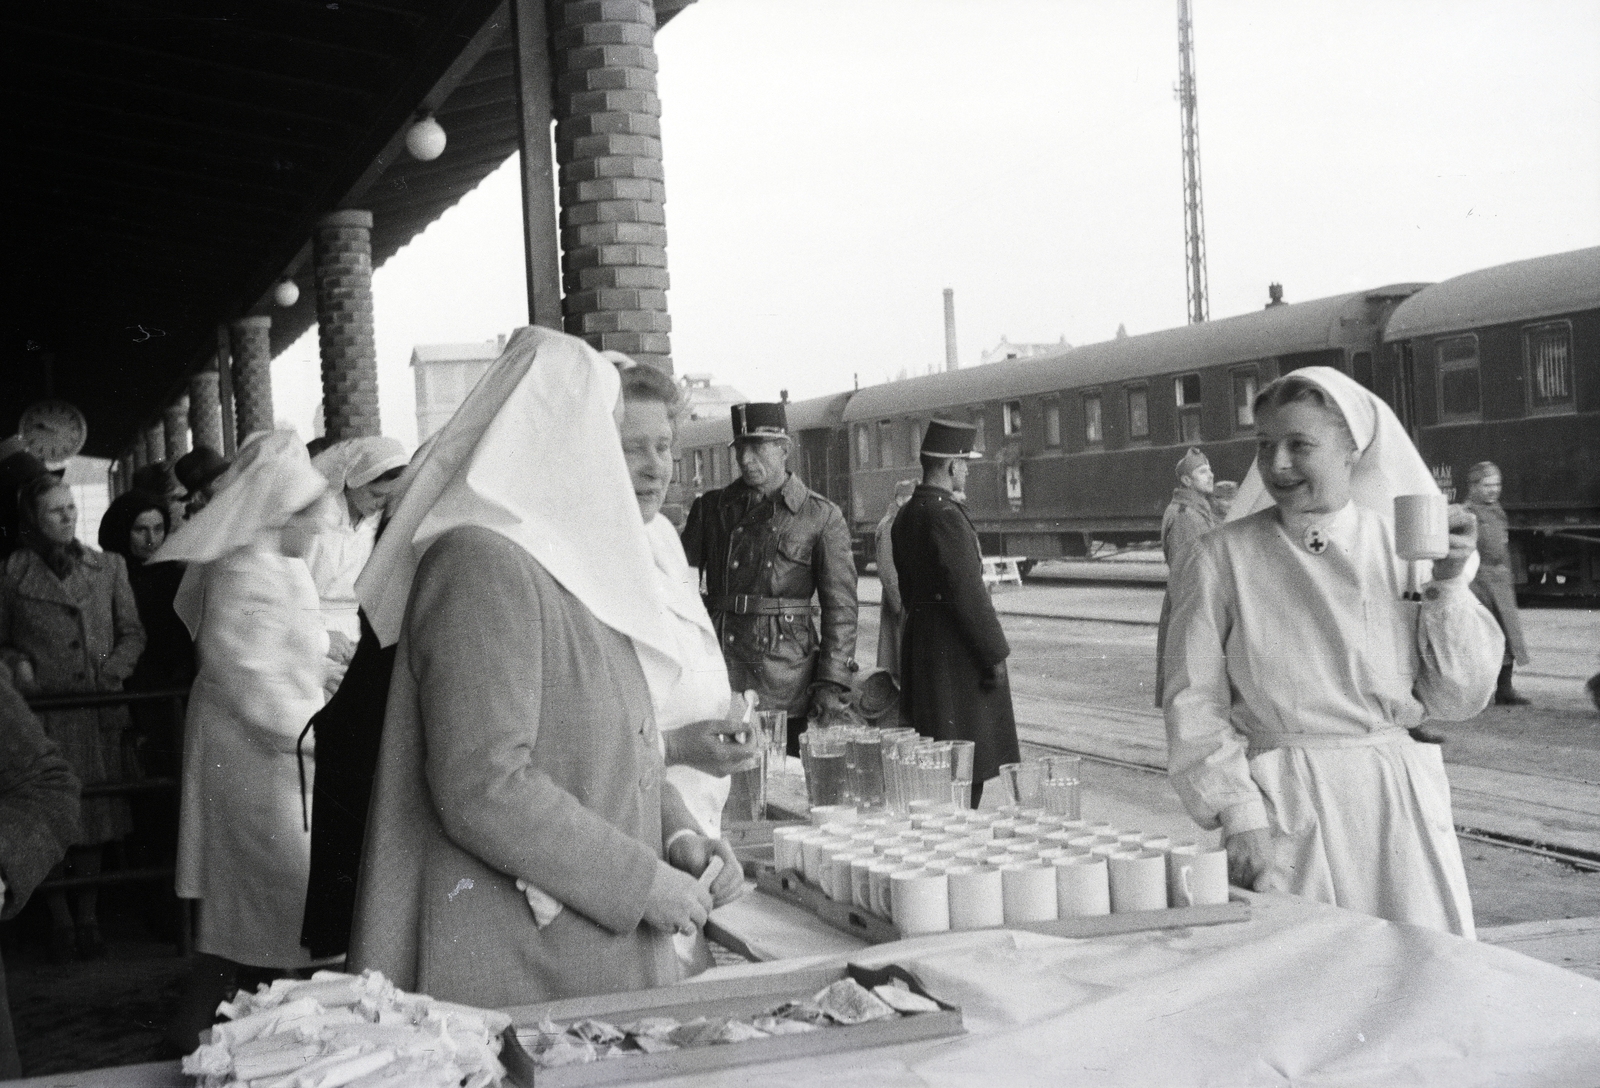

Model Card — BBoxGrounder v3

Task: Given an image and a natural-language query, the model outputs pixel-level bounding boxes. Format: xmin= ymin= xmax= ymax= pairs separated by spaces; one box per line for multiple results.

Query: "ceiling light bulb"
xmin=406 ymin=114 xmax=447 ymax=161
xmin=273 ymin=279 xmax=300 ymax=307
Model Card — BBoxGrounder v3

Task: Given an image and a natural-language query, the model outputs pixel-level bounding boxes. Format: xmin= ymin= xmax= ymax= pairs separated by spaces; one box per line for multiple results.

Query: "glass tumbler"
xmin=800 ymin=728 xmax=849 ymax=808
xmin=755 ymin=709 xmax=788 ymax=784
xmin=998 ymin=761 xmax=1047 ymax=808
xmin=1042 ymin=755 xmax=1082 ymax=820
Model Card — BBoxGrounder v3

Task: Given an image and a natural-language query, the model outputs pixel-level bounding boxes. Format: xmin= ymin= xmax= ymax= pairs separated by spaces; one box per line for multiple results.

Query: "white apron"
xmin=175 ymin=548 xmax=328 ymax=967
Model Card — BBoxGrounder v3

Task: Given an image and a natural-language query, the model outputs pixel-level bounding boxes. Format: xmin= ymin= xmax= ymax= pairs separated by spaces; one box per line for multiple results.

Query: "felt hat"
xmin=920 ymin=419 xmax=981 ymax=459
xmin=730 ymin=402 xmax=788 ymax=443
xmin=1175 ymin=447 xmax=1209 ymax=480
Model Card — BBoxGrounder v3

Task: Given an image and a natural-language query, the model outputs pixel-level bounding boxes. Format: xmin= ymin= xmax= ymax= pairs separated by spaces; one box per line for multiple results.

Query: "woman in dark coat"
xmin=98 ymin=491 xmax=196 ymax=776
xmin=1 ymin=476 xmax=144 ymax=960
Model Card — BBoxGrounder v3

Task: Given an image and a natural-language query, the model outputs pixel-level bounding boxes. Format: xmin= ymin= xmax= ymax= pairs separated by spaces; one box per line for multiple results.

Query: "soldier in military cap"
xmin=681 ymin=402 xmax=858 ymax=752
xmin=892 ymin=419 xmax=1018 ymax=804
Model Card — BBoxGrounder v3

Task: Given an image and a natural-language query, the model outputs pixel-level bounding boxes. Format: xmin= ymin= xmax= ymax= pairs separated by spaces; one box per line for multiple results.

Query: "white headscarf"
xmin=155 ymin=431 xmax=332 ymax=566
xmin=355 ymin=326 xmax=681 ymax=699
xmin=311 ymin=436 xmax=409 ymax=529
xmin=1227 ymin=366 xmax=1439 ymax=529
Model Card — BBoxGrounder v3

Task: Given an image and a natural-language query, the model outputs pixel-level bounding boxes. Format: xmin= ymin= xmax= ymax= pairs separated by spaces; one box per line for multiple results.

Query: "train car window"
xmin=1084 ymin=393 xmax=1103 ymax=445
xmin=1436 ymin=335 xmax=1482 ymax=421
xmin=693 ymin=450 xmax=704 ymax=488
xmin=907 ymin=420 xmax=922 ymax=463
xmin=877 ymin=420 xmax=894 ymax=468
xmin=1175 ymin=373 xmax=1202 ymax=443
xmin=973 ymin=411 xmax=987 ymax=452
xmin=727 ymin=447 xmax=738 ymax=483
xmin=1525 ymin=322 xmax=1575 ymax=414
xmin=1044 ymin=398 xmax=1062 ymax=447
xmin=1003 ymin=400 xmax=1023 ymax=437
xmin=1127 ymin=386 xmax=1149 ymax=440
xmin=1231 ymin=369 xmax=1257 ymax=429
xmin=673 ymin=457 xmax=682 ymax=484
xmin=1351 ymin=352 xmax=1374 ymax=390
xmin=855 ymin=425 xmax=869 ymax=470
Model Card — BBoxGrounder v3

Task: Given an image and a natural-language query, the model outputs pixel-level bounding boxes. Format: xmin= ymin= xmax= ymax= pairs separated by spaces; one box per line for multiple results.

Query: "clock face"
xmin=18 ymin=400 xmax=89 ymax=463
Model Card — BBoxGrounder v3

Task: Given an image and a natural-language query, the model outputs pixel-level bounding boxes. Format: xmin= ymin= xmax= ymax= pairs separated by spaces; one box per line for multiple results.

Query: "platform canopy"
xmin=4 ymin=0 xmax=688 ymax=459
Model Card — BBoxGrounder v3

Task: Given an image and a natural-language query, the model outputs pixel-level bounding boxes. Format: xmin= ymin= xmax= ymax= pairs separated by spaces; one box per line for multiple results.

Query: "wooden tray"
xmin=498 ymin=961 xmax=962 ymax=1087
xmin=756 ymin=866 xmax=1250 ymax=943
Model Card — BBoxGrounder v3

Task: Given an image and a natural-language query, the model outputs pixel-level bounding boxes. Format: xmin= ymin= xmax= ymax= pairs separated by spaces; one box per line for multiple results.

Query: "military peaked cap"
xmin=920 ymin=418 xmax=982 ymax=459
xmin=731 ymin=402 xmax=788 ymax=442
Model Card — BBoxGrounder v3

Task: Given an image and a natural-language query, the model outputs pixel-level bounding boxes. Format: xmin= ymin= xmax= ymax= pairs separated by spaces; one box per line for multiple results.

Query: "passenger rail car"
xmin=841 ymin=284 xmax=1425 ymax=563
xmin=1381 ymin=247 xmax=1600 ymax=599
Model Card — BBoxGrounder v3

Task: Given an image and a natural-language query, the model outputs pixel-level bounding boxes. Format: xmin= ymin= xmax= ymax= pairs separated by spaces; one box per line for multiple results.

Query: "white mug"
xmin=1394 ymin=494 xmax=1450 ymax=561
xmin=1053 ymin=854 xmax=1111 ymax=917
xmin=1108 ymin=850 xmax=1169 ymax=913
xmin=1167 ymin=845 xmax=1230 ymax=907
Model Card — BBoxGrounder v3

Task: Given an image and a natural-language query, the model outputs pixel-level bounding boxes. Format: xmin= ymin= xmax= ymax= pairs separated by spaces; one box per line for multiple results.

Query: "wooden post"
xmin=510 ymin=0 xmax=563 ymax=329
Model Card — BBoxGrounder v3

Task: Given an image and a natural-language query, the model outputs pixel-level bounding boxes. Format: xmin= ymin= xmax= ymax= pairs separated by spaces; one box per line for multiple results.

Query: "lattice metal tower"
xmin=1177 ymin=0 xmax=1209 ymax=324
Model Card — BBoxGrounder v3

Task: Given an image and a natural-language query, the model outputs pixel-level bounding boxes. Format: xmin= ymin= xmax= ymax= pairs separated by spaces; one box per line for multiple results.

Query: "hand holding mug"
xmin=1430 ymin=505 xmax=1478 ymax=582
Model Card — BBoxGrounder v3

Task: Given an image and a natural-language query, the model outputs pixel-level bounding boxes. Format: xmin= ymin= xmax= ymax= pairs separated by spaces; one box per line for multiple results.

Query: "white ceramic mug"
xmin=1394 ymin=493 xmax=1450 ymax=561
xmin=1001 ymin=864 xmax=1059 ymax=924
xmin=1167 ymin=845 xmax=1230 ymax=907
xmin=947 ymin=864 xmax=1006 ymax=930
xmin=1053 ymin=854 xmax=1111 ymax=917
xmin=891 ymin=869 xmax=951 ymax=935
xmin=1108 ymin=850 xmax=1169 ymax=913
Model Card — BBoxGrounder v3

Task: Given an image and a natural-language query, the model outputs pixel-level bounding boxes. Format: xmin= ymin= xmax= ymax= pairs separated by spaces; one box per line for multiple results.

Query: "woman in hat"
xmin=305 ymin=436 xmax=410 ymax=646
xmin=1164 ymin=368 xmax=1502 ymax=936
xmin=348 ymin=327 xmax=743 ymax=1009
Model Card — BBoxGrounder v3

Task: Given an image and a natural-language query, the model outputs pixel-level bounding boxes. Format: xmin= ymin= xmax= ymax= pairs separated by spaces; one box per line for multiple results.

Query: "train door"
xmin=1392 ymin=343 xmax=1419 ymax=437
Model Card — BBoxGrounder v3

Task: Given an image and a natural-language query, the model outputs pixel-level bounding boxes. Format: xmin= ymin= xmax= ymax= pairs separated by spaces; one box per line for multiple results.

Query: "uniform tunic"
xmin=1154 ymin=486 xmax=1218 ymax=707
xmin=892 ymin=484 xmax=1019 ymax=788
xmin=681 ymin=474 xmax=857 ymax=719
xmin=1465 ymin=499 xmax=1529 ymax=666
xmin=175 ymin=547 xmax=326 ymax=968
xmin=875 ymin=499 xmax=906 ymax=681
xmin=1165 ymin=504 xmax=1503 ymax=937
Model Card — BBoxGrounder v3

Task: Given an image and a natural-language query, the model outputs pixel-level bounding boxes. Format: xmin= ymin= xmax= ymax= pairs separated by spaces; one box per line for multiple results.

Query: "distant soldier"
xmin=1210 ymin=479 xmax=1239 ymax=522
xmin=1154 ymin=447 xmax=1219 ymax=706
xmin=893 ymin=420 xmax=1018 ymax=805
xmin=1465 ymin=461 xmax=1531 ymax=706
xmin=874 ymin=479 xmax=917 ymax=682
xmin=682 ymin=402 xmax=858 ymax=752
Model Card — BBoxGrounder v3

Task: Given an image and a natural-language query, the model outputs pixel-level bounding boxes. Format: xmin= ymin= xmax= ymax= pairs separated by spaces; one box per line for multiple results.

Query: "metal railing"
xmin=26 ymin=686 xmax=192 ymax=954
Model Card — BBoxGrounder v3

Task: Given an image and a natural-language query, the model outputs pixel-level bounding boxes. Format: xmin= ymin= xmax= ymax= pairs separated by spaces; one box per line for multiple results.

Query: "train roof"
xmin=841 ymin=285 xmax=1427 ymax=423
xmin=1383 ymin=247 xmax=1600 ymax=342
xmin=676 ymin=390 xmax=854 ymax=448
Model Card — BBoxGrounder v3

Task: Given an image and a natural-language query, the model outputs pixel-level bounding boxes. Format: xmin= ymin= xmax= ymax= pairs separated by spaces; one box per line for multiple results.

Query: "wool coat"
xmin=0 ymin=547 xmax=144 ymax=843
xmin=875 ymin=499 xmax=906 ymax=682
xmin=0 ymin=673 xmax=81 ymax=1078
xmin=1465 ymin=500 xmax=1529 ymax=666
xmin=349 ymin=527 xmax=689 ymax=1009
xmin=892 ymin=485 xmax=1018 ymax=789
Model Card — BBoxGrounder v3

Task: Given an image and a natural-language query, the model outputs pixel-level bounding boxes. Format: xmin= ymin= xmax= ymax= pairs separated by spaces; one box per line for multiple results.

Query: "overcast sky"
xmin=271 ymin=0 xmax=1600 ymax=448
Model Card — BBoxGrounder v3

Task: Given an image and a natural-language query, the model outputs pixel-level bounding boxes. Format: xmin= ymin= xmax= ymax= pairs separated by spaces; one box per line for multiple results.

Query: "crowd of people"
xmin=0 ymin=329 xmax=1580 ymax=1073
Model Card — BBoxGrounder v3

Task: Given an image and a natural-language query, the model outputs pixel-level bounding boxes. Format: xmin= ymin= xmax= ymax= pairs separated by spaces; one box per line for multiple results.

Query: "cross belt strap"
xmin=704 ymin=594 xmax=818 ymax=616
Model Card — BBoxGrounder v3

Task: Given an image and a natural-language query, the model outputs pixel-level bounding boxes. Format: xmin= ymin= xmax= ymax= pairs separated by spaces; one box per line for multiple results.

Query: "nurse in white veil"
xmin=1164 ymin=367 xmax=1502 ymax=937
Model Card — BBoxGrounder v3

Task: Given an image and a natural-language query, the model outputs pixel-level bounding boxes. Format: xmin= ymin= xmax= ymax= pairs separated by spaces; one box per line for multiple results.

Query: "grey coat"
xmin=349 ymin=527 xmax=687 ymax=1009
xmin=1 ymin=547 xmax=144 ymax=842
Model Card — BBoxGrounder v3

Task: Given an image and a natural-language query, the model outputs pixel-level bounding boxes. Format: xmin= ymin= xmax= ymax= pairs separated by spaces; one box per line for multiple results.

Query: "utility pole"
xmin=1177 ymin=0 xmax=1209 ymax=324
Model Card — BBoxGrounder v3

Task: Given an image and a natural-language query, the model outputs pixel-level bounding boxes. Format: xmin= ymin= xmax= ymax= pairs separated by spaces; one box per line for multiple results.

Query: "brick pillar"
xmin=552 ymin=0 xmax=673 ymax=372
xmin=314 ymin=210 xmax=380 ymax=440
xmin=230 ymin=316 xmax=274 ymax=441
xmin=144 ymin=421 xmax=166 ymax=466
xmin=188 ymin=368 xmax=223 ymax=454
xmin=163 ymin=396 xmax=191 ymax=460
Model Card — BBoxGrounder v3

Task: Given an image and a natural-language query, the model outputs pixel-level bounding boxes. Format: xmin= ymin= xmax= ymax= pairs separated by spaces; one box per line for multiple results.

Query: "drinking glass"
xmin=1042 ymin=754 xmax=1082 ymax=820
xmin=877 ymin=729 xmax=918 ymax=813
xmin=754 ymin=709 xmax=788 ymax=783
xmin=846 ymin=729 xmax=886 ymax=809
xmin=800 ymin=728 xmax=849 ymax=808
xmin=728 ymin=749 xmax=767 ymax=822
xmin=998 ymin=761 xmax=1046 ymax=808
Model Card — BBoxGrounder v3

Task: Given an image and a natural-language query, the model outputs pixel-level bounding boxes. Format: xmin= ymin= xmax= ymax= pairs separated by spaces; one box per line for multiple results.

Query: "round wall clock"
xmin=18 ymin=399 xmax=89 ymax=463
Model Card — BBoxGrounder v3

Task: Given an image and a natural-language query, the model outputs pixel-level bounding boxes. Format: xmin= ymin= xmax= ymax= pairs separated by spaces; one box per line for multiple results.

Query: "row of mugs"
xmin=774 ymin=813 xmax=1229 ymax=934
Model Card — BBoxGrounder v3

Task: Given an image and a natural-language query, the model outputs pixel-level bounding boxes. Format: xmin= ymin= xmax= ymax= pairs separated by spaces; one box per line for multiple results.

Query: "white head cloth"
xmin=355 ymin=326 xmax=680 ymax=699
xmin=154 ymin=430 xmax=331 ymax=566
xmin=311 ymin=436 xmax=409 ymax=528
xmin=1227 ymin=365 xmax=1439 ymax=528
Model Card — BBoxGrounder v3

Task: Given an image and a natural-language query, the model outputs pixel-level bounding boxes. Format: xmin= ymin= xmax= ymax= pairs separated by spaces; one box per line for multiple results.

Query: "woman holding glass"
xmin=349 ymin=328 xmax=745 ymax=1008
xmin=1163 ymin=367 xmax=1502 ymax=937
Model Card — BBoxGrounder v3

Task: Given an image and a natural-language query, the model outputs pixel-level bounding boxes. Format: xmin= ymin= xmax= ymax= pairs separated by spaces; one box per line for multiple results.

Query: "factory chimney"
xmin=943 ymin=288 xmax=959 ymax=371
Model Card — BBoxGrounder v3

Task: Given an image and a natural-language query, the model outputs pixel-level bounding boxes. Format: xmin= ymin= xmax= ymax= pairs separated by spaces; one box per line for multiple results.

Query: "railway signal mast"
xmin=1177 ymin=0 xmax=1209 ymax=324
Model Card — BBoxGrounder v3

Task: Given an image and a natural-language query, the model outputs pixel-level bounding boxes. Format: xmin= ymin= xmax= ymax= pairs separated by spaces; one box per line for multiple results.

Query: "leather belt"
xmin=704 ymin=594 xmax=817 ymax=616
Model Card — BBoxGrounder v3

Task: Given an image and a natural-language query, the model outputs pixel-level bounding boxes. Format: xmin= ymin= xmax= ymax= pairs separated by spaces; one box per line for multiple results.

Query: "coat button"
xmin=69 ymin=639 xmax=81 ymax=649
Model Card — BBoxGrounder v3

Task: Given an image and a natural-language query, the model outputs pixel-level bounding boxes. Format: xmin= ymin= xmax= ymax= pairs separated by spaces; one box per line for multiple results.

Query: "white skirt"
xmin=1250 ymin=732 xmax=1474 ymax=939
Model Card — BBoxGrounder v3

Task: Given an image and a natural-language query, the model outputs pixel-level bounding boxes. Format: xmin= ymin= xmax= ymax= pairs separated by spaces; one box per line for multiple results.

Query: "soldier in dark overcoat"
xmin=892 ymin=420 xmax=1018 ymax=804
xmin=682 ymin=403 xmax=858 ymax=752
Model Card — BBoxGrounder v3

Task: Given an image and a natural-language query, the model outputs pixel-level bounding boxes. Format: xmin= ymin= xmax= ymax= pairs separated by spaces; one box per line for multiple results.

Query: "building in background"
xmin=410 ymin=336 xmax=505 ymax=441
xmin=979 ymin=335 xmax=1069 ymax=365
xmin=679 ymin=373 xmax=746 ymax=420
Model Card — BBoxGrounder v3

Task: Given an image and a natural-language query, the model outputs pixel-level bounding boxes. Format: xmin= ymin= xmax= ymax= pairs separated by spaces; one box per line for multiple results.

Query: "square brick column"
xmin=552 ymin=0 xmax=673 ymax=373
xmin=229 ymin=316 xmax=275 ymax=441
xmin=314 ymin=209 xmax=380 ymax=440
xmin=163 ymin=396 xmax=191 ymax=460
xmin=188 ymin=368 xmax=223 ymax=454
xmin=144 ymin=421 xmax=166 ymax=466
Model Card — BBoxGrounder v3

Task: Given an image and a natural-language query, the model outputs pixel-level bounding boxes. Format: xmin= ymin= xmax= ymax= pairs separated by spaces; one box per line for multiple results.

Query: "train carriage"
xmin=1380 ymin=246 xmax=1600 ymax=599
xmin=841 ymin=284 xmax=1426 ymax=563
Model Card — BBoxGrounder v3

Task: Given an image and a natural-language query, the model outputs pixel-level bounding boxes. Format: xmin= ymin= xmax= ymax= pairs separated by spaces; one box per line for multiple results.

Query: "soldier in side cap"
xmin=892 ymin=419 xmax=1018 ymax=804
xmin=681 ymin=403 xmax=858 ymax=753
xmin=1154 ymin=447 xmax=1219 ymax=706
